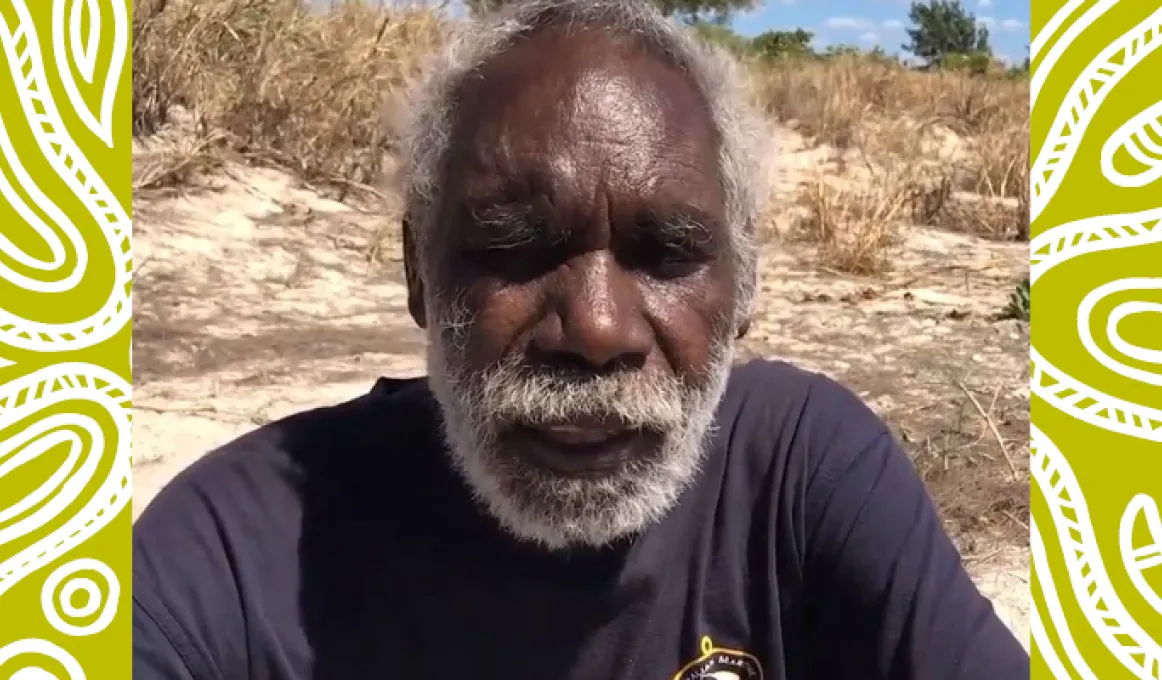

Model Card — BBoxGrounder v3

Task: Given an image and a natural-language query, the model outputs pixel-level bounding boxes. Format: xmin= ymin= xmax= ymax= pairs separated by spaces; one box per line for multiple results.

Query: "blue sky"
xmin=732 ymin=0 xmax=1031 ymax=63
xmin=377 ymin=0 xmax=1031 ymax=65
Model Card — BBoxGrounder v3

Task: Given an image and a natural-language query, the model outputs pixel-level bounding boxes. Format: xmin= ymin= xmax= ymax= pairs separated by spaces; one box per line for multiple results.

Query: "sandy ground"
xmin=131 ymin=125 xmax=1030 ymax=647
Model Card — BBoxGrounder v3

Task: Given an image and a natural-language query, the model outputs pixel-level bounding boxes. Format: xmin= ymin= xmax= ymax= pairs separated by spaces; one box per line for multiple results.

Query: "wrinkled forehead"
xmin=440 ymin=25 xmax=725 ymax=209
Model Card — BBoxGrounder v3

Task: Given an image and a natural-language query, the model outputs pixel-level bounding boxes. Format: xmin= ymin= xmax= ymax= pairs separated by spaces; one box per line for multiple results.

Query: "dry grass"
xmin=752 ymin=55 xmax=1028 ymax=266
xmin=131 ymin=1 xmax=1031 ymax=546
xmin=132 ymin=0 xmax=445 ymax=195
xmin=796 ymin=167 xmax=922 ymax=275
xmin=905 ymin=379 xmax=1030 ymax=548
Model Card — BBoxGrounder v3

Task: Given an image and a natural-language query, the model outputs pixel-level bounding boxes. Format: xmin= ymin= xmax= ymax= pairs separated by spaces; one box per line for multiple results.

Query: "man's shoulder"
xmin=131 ymin=376 xmax=441 ymax=678
xmin=725 ymin=357 xmax=876 ymax=422
xmin=134 ymin=375 xmax=434 ymax=539
xmin=720 ymin=358 xmax=891 ymax=467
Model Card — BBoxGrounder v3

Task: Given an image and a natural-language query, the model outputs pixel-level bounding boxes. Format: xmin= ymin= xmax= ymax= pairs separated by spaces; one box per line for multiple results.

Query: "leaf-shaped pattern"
xmin=1121 ymin=495 xmax=1162 ymax=617
xmin=70 ymin=0 xmax=99 ymax=83
xmin=1102 ymin=100 xmax=1162 ymax=188
xmin=52 ymin=0 xmax=126 ymax=148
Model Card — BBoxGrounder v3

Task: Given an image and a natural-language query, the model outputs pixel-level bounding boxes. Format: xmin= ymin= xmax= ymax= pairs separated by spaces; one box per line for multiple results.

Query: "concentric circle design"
xmin=41 ymin=558 xmax=120 ymax=637
xmin=0 ymin=0 xmax=133 ymax=673
xmin=1030 ymin=3 xmax=1162 ymax=679
xmin=0 ymin=364 xmax=132 ymax=599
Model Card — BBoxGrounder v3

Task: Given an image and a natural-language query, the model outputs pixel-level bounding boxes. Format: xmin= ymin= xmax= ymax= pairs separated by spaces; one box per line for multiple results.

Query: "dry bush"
xmin=751 ymin=54 xmax=906 ymax=148
xmin=796 ymin=167 xmax=923 ymax=275
xmin=753 ymin=55 xmax=1030 ymax=241
xmin=752 ymin=55 xmax=1026 ymax=144
xmin=933 ymin=194 xmax=1024 ymax=240
xmin=132 ymin=0 xmax=446 ymax=192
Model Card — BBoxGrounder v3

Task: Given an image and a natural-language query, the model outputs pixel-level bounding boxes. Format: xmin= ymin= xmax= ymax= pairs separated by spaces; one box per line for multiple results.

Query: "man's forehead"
xmin=443 ymin=25 xmax=722 ymax=195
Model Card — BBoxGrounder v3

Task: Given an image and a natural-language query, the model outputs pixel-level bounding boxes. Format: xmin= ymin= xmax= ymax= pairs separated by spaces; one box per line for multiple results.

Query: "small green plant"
xmin=941 ymin=51 xmax=994 ymax=76
xmin=1002 ymin=277 xmax=1030 ymax=321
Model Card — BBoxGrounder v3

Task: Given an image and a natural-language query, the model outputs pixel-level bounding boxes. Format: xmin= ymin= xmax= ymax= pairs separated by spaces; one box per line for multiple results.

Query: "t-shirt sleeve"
xmin=133 ymin=588 xmax=207 ymax=680
xmin=132 ymin=454 xmax=250 ymax=680
xmin=797 ymin=378 xmax=1029 ymax=679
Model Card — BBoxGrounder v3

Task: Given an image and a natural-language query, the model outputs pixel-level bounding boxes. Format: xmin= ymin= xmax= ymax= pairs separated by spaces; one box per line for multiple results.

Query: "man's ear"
xmin=402 ymin=213 xmax=427 ymax=329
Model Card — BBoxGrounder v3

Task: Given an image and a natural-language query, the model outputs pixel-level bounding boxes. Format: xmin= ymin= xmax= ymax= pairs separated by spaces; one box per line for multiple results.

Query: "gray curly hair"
xmin=398 ymin=0 xmax=772 ymax=326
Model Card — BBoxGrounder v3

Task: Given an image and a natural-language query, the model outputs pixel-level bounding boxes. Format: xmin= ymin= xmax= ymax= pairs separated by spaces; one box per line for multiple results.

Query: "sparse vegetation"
xmin=132 ymin=0 xmax=444 ymax=193
xmin=797 ymin=169 xmax=920 ymax=275
xmin=1003 ymin=277 xmax=1031 ymax=321
xmin=131 ymin=0 xmax=1030 ymax=551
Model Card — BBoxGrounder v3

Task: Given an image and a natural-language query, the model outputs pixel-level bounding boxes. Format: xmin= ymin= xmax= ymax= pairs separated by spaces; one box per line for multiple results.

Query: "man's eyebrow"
xmin=462 ymin=201 xmax=557 ymax=248
xmin=638 ymin=208 xmax=719 ymax=245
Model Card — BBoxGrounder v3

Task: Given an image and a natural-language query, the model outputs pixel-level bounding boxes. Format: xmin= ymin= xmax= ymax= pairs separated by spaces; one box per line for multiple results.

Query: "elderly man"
xmin=132 ymin=1 xmax=1029 ymax=678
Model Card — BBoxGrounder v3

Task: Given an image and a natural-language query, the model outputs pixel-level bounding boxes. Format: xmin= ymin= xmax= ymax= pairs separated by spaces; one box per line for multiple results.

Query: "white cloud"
xmin=978 ymin=0 xmax=993 ymax=8
xmin=824 ymin=16 xmax=875 ymax=31
xmin=1000 ymin=17 xmax=1026 ymax=32
xmin=881 ymin=18 xmax=905 ymax=31
xmin=858 ymin=31 xmax=881 ymax=44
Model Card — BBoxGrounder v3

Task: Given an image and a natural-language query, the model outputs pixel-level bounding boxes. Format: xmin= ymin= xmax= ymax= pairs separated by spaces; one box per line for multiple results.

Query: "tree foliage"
xmin=902 ymin=0 xmax=991 ymax=67
xmin=751 ymin=29 xmax=814 ymax=59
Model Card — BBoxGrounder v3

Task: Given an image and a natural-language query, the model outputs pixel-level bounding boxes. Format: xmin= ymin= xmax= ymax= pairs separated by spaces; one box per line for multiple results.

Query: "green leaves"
xmin=903 ymin=0 xmax=993 ymax=68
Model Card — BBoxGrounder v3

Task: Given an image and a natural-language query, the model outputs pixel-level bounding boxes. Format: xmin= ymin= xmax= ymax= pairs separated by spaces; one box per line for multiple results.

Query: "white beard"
xmin=424 ymin=302 xmax=734 ymax=551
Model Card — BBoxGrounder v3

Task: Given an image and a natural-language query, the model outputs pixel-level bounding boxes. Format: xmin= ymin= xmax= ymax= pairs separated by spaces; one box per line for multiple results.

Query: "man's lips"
xmin=505 ymin=417 xmax=658 ymax=476
xmin=533 ymin=417 xmax=632 ymax=446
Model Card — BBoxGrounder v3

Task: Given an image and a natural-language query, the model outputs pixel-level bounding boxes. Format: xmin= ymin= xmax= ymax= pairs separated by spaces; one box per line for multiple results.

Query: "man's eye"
xmin=632 ymin=242 xmax=705 ymax=279
xmin=459 ymin=239 xmax=561 ymax=283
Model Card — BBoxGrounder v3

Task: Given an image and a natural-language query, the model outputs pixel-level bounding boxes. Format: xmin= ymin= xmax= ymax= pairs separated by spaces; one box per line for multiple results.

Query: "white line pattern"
xmin=1101 ymin=99 xmax=1162 ymax=188
xmin=1031 ymin=426 xmax=1162 ymax=679
xmin=1120 ymin=495 xmax=1162 ymax=617
xmin=0 ymin=638 xmax=85 ymax=679
xmin=0 ymin=0 xmax=132 ymax=675
xmin=1030 ymin=6 xmax=1162 ymax=222
xmin=1030 ymin=0 xmax=1119 ymax=107
xmin=0 ymin=0 xmax=131 ymax=352
xmin=1030 ymin=518 xmax=1100 ymax=680
xmin=0 ymin=362 xmax=131 ymax=595
xmin=1030 ymin=205 xmax=1162 ymax=441
xmin=52 ymin=0 xmax=127 ymax=148
xmin=1077 ymin=278 xmax=1162 ymax=386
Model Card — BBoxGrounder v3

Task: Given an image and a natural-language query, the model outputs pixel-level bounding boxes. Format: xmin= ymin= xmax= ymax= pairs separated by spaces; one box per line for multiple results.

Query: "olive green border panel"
xmin=0 ymin=0 xmax=132 ymax=676
xmin=1029 ymin=0 xmax=1162 ymax=678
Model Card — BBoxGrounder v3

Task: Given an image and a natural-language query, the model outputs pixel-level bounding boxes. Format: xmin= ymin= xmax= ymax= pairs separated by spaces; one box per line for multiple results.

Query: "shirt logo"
xmin=671 ymin=636 xmax=763 ymax=680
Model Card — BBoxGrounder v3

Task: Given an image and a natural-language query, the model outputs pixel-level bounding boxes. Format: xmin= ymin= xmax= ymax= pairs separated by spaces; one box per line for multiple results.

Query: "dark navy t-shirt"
xmin=132 ymin=359 xmax=1028 ymax=679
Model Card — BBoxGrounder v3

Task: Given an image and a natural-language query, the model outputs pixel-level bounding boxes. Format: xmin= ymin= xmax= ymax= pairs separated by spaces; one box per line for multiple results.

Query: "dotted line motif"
xmin=0 ymin=0 xmax=132 ymax=352
xmin=1030 ymin=6 xmax=1162 ymax=222
xmin=1031 ymin=427 xmax=1162 ymax=679
xmin=0 ymin=364 xmax=133 ymax=600
xmin=1029 ymin=3 xmax=1162 ymax=679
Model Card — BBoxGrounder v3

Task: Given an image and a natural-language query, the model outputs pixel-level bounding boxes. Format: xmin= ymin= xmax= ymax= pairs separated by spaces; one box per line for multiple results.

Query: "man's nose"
xmin=531 ymin=252 xmax=651 ymax=372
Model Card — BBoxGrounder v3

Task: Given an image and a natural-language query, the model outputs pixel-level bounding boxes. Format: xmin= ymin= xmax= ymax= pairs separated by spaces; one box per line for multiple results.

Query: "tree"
xmin=751 ymin=29 xmax=814 ymax=59
xmin=902 ymin=0 xmax=991 ymax=67
xmin=469 ymin=0 xmax=759 ymax=24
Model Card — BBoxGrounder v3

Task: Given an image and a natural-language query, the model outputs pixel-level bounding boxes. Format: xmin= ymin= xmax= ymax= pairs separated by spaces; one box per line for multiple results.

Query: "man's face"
xmin=407 ymin=27 xmax=741 ymax=549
